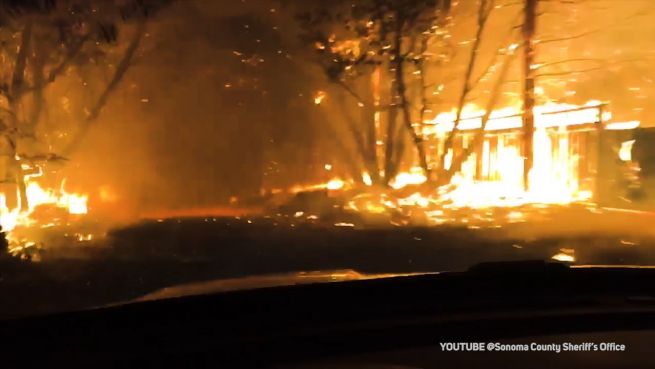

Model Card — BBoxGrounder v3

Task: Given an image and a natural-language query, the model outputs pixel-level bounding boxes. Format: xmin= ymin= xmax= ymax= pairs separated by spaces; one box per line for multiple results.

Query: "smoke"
xmin=50 ymin=0 xmax=655 ymax=225
xmin=54 ymin=0 xmax=324 ymax=219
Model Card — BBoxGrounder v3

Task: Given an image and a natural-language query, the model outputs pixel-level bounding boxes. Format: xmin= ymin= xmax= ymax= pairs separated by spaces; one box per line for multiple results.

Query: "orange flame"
xmin=0 ymin=174 xmax=88 ymax=232
xmin=309 ymin=100 xmax=639 ymax=222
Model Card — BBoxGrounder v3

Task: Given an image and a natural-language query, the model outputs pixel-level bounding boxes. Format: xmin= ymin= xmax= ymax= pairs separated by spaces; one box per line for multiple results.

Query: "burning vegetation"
xmin=0 ymin=0 xmax=171 ymax=258
xmin=0 ymin=0 xmax=654 ymax=261
xmin=263 ymin=0 xmax=655 ymax=238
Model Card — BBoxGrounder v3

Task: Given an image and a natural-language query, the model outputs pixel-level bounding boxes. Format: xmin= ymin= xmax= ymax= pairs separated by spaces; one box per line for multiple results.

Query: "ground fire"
xmin=264 ymin=0 xmax=655 ymax=240
xmin=0 ymin=162 xmax=89 ymax=257
xmin=283 ymin=99 xmax=641 ymax=230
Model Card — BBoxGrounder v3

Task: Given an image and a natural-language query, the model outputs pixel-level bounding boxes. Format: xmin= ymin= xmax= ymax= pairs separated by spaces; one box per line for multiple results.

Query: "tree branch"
xmin=62 ymin=20 xmax=146 ymax=155
xmin=438 ymin=0 xmax=494 ymax=175
xmin=393 ymin=11 xmax=430 ymax=179
xmin=536 ymin=67 xmax=605 ymax=77
xmin=7 ymin=20 xmax=33 ymax=211
xmin=20 ymin=34 xmax=90 ymax=96
xmin=442 ymin=50 xmax=518 ymax=184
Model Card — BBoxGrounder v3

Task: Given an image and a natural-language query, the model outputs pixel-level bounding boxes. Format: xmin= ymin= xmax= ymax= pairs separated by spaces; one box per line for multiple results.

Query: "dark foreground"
xmin=1 ymin=216 xmax=655 ymax=319
xmin=3 ymin=262 xmax=655 ymax=368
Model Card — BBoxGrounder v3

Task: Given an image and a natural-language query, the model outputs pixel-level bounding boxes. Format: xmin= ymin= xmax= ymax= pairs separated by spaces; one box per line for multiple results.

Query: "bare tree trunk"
xmin=522 ymin=0 xmax=538 ymax=190
xmin=441 ymin=51 xmax=518 ymax=183
xmin=363 ymin=69 xmax=381 ymax=185
xmin=9 ymin=22 xmax=32 ymax=107
xmin=392 ymin=21 xmax=430 ymax=179
xmin=418 ymin=37 xmax=430 ymax=137
xmin=7 ymin=21 xmax=33 ymax=211
xmin=335 ymin=91 xmax=378 ymax=184
xmin=362 ymin=102 xmax=381 ymax=184
xmin=318 ymin=100 xmax=363 ymax=183
xmin=416 ymin=35 xmax=431 ymax=181
xmin=18 ymin=34 xmax=90 ymax=99
xmin=27 ymin=41 xmax=46 ymax=133
xmin=384 ymin=91 xmax=398 ymax=183
xmin=397 ymin=64 xmax=430 ymax=179
xmin=390 ymin=116 xmax=407 ymax=181
xmin=437 ymin=0 xmax=493 ymax=178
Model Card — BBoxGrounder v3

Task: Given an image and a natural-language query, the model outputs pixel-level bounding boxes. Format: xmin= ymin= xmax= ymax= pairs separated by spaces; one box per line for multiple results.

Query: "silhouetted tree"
xmin=0 ymin=0 xmax=172 ymax=209
xmin=297 ymin=0 xmax=451 ymax=186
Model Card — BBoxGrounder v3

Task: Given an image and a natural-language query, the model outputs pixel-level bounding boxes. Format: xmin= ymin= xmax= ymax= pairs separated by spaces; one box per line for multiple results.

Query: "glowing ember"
xmin=361 ymin=172 xmax=373 ymax=186
xmin=326 ymin=178 xmax=345 ymax=190
xmin=390 ymin=167 xmax=427 ymax=190
xmin=314 ymin=90 xmax=326 ymax=105
xmin=76 ymin=233 xmax=94 ymax=242
xmin=551 ymin=249 xmax=576 ymax=262
xmin=552 ymin=253 xmax=575 ymax=262
xmin=291 ymin=177 xmax=347 ymax=193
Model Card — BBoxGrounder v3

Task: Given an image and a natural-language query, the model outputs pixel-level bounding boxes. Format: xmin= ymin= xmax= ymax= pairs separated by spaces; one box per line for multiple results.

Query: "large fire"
xmin=421 ymin=100 xmax=614 ymax=207
xmin=0 ymin=164 xmax=89 ymax=252
xmin=0 ymin=98 xmax=637 ymax=256
xmin=293 ymin=99 xmax=638 ymax=227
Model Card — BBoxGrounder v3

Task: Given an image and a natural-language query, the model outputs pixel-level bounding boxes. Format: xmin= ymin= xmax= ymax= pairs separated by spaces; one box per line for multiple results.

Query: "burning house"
xmin=277 ymin=100 xmax=648 ymax=226
xmin=421 ymin=101 xmax=641 ymax=208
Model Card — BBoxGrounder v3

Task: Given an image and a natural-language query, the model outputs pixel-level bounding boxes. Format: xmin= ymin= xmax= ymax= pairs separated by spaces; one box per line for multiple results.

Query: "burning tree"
xmin=296 ymin=0 xmax=526 ymax=189
xmin=297 ymin=0 xmax=452 ymax=187
xmin=285 ymin=0 xmax=642 ymax=227
xmin=0 ymin=0 xmax=170 ymax=212
xmin=434 ymin=0 xmax=519 ymax=186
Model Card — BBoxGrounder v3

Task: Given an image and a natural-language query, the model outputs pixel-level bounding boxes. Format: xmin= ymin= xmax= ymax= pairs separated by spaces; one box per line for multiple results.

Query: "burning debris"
xmin=0 ymin=166 xmax=91 ymax=259
xmin=272 ymin=98 xmax=640 ymax=231
xmin=0 ymin=1 xmax=176 ymax=258
xmin=276 ymin=0 xmax=655 ymax=234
